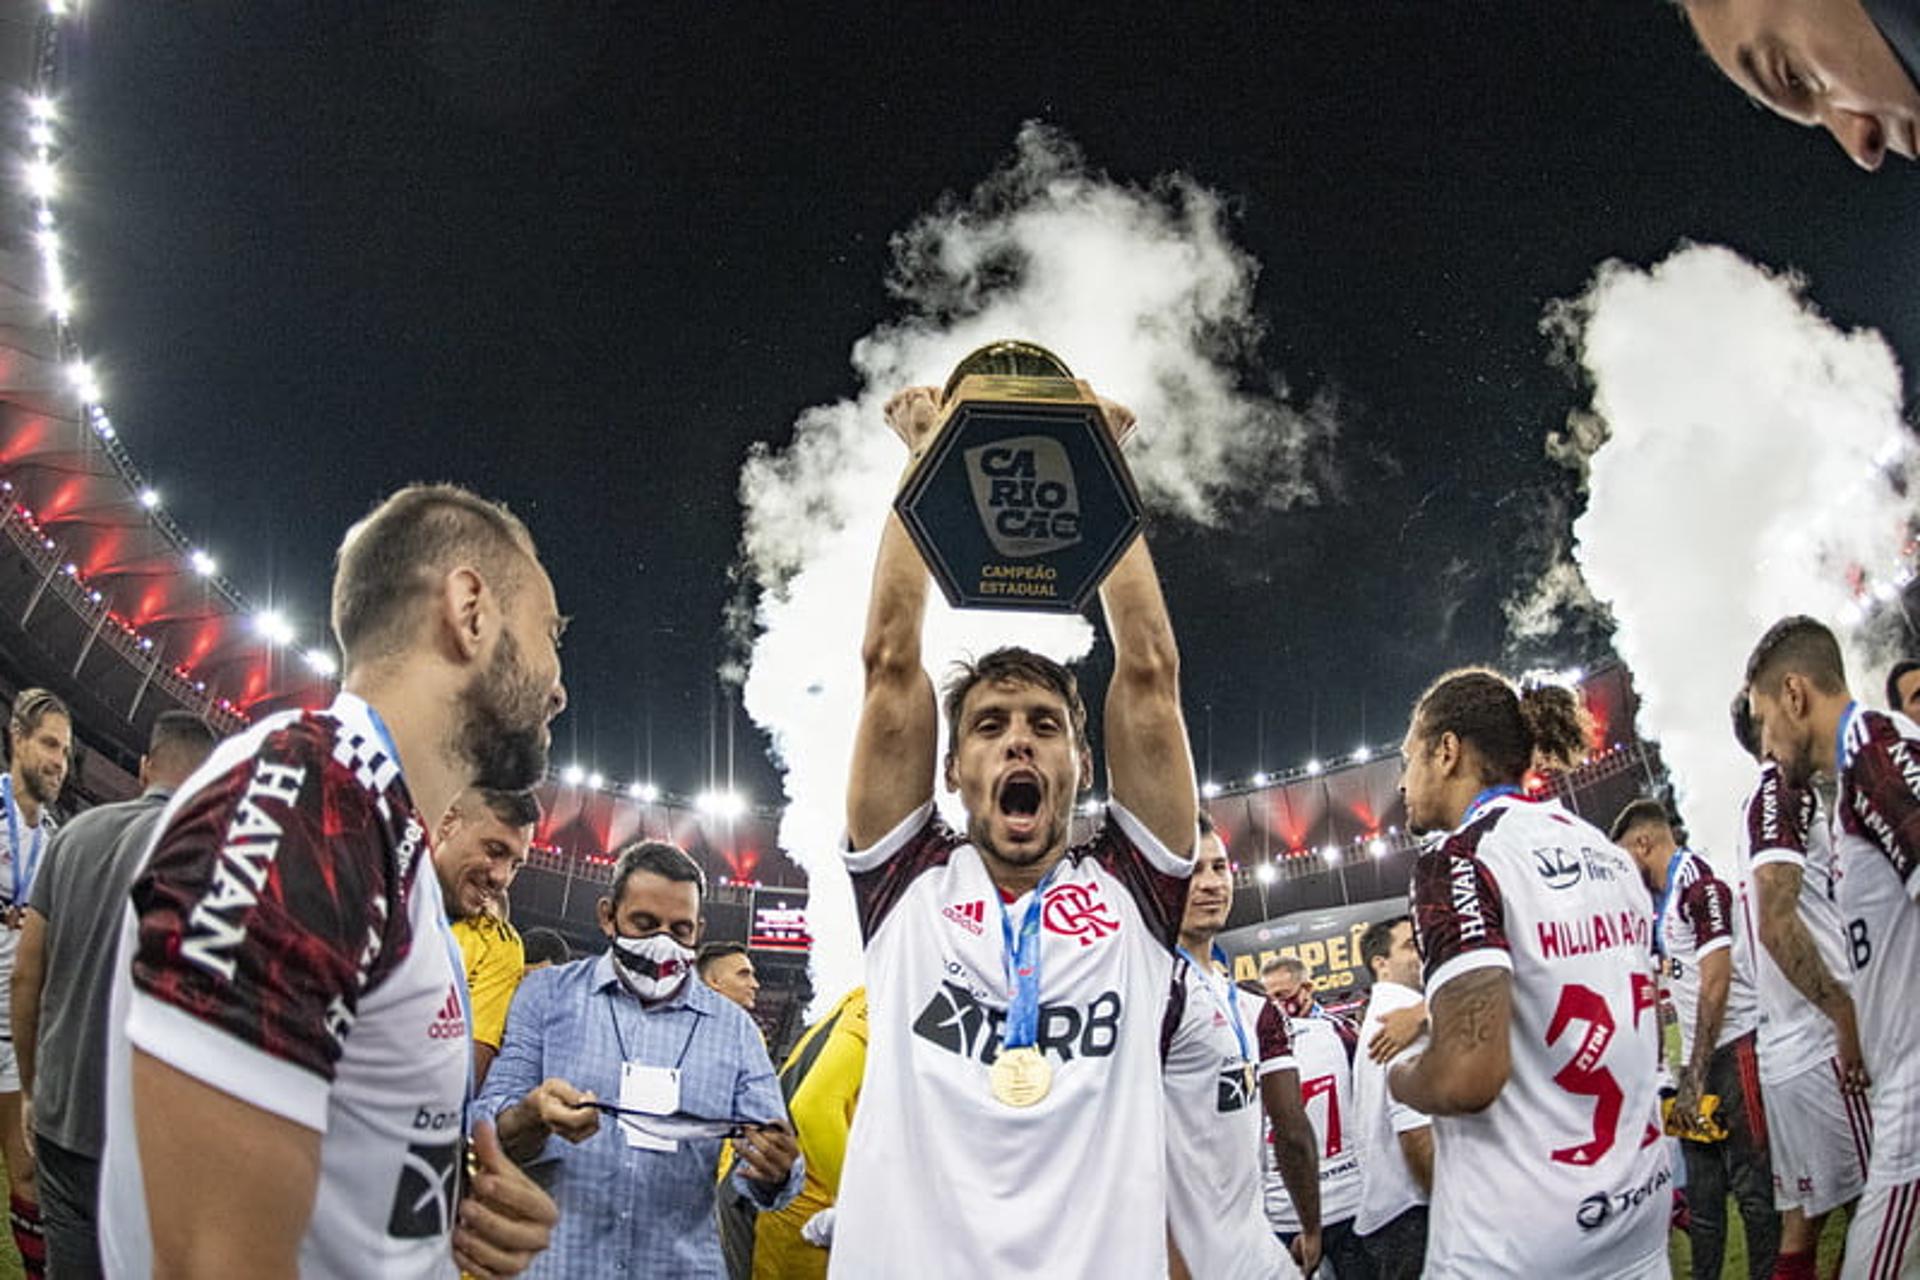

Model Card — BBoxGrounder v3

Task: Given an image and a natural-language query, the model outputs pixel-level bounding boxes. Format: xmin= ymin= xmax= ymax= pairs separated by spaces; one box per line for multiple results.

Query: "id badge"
xmin=619 ymin=1062 xmax=681 ymax=1151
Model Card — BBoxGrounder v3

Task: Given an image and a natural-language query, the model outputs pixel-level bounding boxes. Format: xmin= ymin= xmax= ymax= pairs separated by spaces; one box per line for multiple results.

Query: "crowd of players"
xmin=0 ymin=385 xmax=1907 ymax=1277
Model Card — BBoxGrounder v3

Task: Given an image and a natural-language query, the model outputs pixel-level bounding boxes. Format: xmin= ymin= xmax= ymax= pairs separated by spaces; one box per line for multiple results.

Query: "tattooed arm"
xmin=1753 ymin=861 xmax=1868 ymax=1090
xmin=1674 ymin=947 xmax=1729 ymax=1125
xmin=1387 ymin=967 xmax=1512 ymax=1116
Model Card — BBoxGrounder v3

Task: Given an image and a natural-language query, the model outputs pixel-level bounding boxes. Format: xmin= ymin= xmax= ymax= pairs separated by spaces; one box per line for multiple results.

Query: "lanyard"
xmin=1834 ymin=700 xmax=1859 ymax=778
xmin=606 ymin=982 xmax=703 ymax=1070
xmin=1178 ymin=944 xmax=1251 ymax=1065
xmin=997 ymin=861 xmax=1063 ymax=1052
xmin=1463 ymin=784 xmax=1522 ymax=826
xmin=1650 ymin=849 xmax=1687 ymax=958
xmin=2 ymin=775 xmax=45 ymax=906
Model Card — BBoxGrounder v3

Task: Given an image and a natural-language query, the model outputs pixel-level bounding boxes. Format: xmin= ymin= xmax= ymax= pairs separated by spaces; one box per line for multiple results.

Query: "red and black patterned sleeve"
xmin=129 ymin=721 xmax=396 ymax=1084
xmin=1847 ymin=716 xmax=1920 ymax=893
xmin=1255 ymin=999 xmax=1297 ymax=1075
xmin=1746 ymin=763 xmax=1813 ymax=864
xmin=845 ymin=806 xmax=963 ymax=943
xmin=1409 ymin=815 xmax=1511 ymax=994
xmin=1087 ymin=804 xmax=1193 ymax=951
xmin=1677 ymin=864 xmax=1735 ymax=953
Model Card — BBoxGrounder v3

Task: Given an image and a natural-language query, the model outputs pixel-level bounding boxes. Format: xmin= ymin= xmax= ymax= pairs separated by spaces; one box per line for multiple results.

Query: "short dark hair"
xmin=1359 ymin=915 xmax=1410 ymax=978
xmin=941 ymin=647 xmax=1088 ymax=757
xmin=1745 ymin=615 xmax=1847 ymax=698
xmin=9 ymin=688 xmax=69 ymax=745
xmin=147 ymin=711 xmax=217 ymax=773
xmin=1196 ymin=808 xmax=1216 ymax=837
xmin=1608 ymin=797 xmax=1673 ymax=845
xmin=475 ymin=787 xmax=542 ymax=830
xmin=1886 ymin=660 xmax=1920 ymax=712
xmin=696 ymin=941 xmax=750 ymax=976
xmin=1409 ymin=668 xmax=1589 ymax=786
xmin=607 ymin=839 xmax=707 ymax=905
xmin=521 ymin=927 xmax=571 ymax=966
xmin=1730 ymin=688 xmax=1760 ymax=760
xmin=1261 ymin=954 xmax=1307 ymax=981
xmin=330 ymin=484 xmax=540 ymax=668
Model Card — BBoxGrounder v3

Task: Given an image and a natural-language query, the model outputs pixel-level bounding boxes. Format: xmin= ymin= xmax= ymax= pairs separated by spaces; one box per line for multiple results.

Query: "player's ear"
xmin=943 ymin=753 xmax=959 ymax=794
xmin=596 ymin=896 xmax=616 ymax=937
xmin=1077 ymin=746 xmax=1093 ymax=794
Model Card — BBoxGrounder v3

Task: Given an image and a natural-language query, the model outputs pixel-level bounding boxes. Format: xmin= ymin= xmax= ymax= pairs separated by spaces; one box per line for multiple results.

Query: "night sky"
xmin=52 ymin=4 xmax=1920 ymax=806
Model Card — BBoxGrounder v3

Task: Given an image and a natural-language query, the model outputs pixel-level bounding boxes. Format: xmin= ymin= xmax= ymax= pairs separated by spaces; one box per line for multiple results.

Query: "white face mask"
xmin=610 ymin=931 xmax=696 ymax=1001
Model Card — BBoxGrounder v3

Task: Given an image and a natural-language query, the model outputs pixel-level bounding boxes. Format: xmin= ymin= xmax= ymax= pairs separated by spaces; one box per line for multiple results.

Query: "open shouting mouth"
xmin=996 ymin=768 xmax=1045 ymax=840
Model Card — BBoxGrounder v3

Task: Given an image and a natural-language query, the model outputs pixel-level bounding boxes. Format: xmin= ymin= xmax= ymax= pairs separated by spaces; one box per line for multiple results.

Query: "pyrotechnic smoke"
xmin=737 ymin=123 xmax=1334 ymax=1007
xmin=1533 ymin=243 xmax=1915 ymax=867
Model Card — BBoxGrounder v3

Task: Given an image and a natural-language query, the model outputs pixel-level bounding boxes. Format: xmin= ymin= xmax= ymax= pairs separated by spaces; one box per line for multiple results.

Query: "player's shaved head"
xmin=332 ymin=484 xmax=541 ymax=669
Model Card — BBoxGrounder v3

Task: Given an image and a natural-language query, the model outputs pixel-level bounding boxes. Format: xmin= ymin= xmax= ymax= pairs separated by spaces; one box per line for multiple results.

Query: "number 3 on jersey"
xmin=1545 ymin=974 xmax=1657 ymax=1167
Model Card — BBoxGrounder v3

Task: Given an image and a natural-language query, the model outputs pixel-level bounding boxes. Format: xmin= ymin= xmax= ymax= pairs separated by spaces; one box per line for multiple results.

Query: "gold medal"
xmin=989 ymin=1046 xmax=1053 ymax=1107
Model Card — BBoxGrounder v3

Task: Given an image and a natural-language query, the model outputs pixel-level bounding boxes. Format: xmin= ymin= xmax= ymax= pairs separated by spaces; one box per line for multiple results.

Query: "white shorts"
xmin=1764 ymin=1057 xmax=1871 ymax=1217
xmin=1842 ymin=1177 xmax=1920 ymax=1279
xmin=0 ymin=1039 xmax=18 ymax=1095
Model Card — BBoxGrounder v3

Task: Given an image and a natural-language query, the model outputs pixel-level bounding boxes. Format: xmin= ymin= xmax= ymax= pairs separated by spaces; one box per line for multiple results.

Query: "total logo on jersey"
xmin=427 ymin=986 xmax=466 ymax=1041
xmin=1575 ymin=1161 xmax=1672 ymax=1233
xmin=912 ymin=980 xmax=1121 ymax=1064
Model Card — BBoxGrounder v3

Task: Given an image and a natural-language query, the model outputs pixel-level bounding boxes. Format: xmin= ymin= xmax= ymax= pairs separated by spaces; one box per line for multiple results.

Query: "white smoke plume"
xmin=737 ymin=123 xmax=1334 ymax=1009
xmin=1544 ymin=243 xmax=1915 ymax=868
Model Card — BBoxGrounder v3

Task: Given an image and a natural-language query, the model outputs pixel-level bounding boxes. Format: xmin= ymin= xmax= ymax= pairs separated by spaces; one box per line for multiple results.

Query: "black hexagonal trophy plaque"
xmin=894 ymin=342 xmax=1143 ymax=613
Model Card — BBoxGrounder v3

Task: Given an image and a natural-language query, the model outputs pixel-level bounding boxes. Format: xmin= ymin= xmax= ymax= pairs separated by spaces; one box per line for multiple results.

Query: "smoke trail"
xmin=737 ymin=123 xmax=1335 ymax=1008
xmin=1536 ymin=243 xmax=1914 ymax=867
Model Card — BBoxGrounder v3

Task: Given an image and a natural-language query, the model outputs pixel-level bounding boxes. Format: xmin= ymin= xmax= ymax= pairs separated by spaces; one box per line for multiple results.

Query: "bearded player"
xmin=1389 ymin=668 xmax=1669 ymax=1279
xmin=1746 ymin=616 xmax=1920 ymax=1277
xmin=1731 ymin=691 xmax=1868 ymax=1280
xmin=830 ymin=383 xmax=1197 ymax=1277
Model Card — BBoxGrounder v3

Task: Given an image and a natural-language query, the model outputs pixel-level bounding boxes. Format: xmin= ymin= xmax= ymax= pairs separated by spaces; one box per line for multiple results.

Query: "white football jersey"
xmin=1264 ymin=1013 xmax=1363 ymax=1233
xmin=1165 ymin=958 xmax=1297 ymax=1279
xmin=100 ymin=694 xmax=467 ymax=1280
xmin=1834 ymin=704 xmax=1920 ymax=1190
xmin=1408 ymin=793 xmax=1669 ymax=1279
xmin=1352 ymin=979 xmax=1430 ymax=1235
xmin=1654 ymin=849 xmax=1758 ymax=1062
xmin=831 ymin=801 xmax=1191 ymax=1278
xmin=1732 ymin=763 xmax=1851 ymax=1083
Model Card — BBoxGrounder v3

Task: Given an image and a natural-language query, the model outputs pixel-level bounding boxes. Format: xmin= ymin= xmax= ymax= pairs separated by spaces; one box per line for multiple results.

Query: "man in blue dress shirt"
xmin=480 ymin=840 xmax=802 ymax=1279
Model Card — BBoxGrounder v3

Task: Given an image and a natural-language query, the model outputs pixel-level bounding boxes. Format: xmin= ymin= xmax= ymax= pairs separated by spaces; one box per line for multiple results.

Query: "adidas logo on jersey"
xmin=427 ymin=987 xmax=466 ymax=1041
xmin=942 ymin=900 xmax=987 ymax=935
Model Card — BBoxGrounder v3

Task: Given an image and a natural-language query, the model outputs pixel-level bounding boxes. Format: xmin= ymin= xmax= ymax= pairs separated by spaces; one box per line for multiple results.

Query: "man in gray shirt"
xmin=11 ymin=711 xmax=217 ymax=1278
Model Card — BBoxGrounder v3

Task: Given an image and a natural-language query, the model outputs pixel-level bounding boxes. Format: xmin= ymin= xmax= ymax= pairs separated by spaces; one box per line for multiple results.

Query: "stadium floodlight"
xmin=24 ymin=158 xmax=56 ymax=199
xmin=302 ymin=648 xmax=337 ymax=678
xmin=138 ymin=487 xmax=160 ymax=509
xmin=587 ymin=772 xmax=605 ymax=791
xmin=560 ymin=764 xmax=586 ymax=787
xmin=1305 ymin=758 xmax=1323 ymax=777
xmin=696 ymin=789 xmax=747 ymax=819
xmin=26 ymin=95 xmax=55 ymax=123
xmin=1255 ymin=862 xmax=1277 ymax=885
xmin=188 ymin=549 xmax=217 ymax=577
xmin=1079 ymin=796 xmax=1102 ymax=816
xmin=1251 ymin=771 xmax=1269 ymax=787
xmin=1321 ymin=844 xmax=1341 ymax=864
xmin=626 ymin=781 xmax=660 ymax=803
xmin=1369 ymin=837 xmax=1388 ymax=859
xmin=64 ymin=360 xmax=97 ymax=403
xmin=253 ymin=611 xmax=295 ymax=646
xmin=1353 ymin=745 xmax=1373 ymax=763
xmin=1200 ymin=780 xmax=1222 ymax=799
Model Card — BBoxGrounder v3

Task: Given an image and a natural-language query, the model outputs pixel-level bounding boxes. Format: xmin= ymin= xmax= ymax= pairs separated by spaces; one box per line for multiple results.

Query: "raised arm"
xmin=1098 ymin=403 xmax=1196 ymax=858
xmin=847 ymin=388 xmax=942 ymax=849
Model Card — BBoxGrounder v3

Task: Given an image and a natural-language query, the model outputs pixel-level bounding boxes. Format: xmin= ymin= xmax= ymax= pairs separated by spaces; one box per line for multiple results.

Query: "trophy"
xmin=893 ymin=341 xmax=1143 ymax=613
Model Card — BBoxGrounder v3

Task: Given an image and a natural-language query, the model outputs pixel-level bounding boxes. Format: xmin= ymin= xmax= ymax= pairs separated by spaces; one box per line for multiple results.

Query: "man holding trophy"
xmin=831 ymin=344 xmax=1199 ymax=1277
